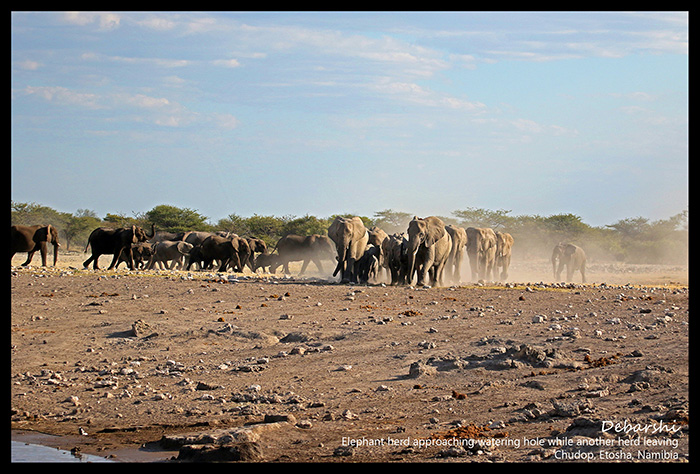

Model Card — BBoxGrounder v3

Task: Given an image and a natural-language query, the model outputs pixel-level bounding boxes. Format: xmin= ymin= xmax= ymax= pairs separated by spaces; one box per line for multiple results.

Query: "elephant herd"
xmin=10 ymin=218 xmax=588 ymax=285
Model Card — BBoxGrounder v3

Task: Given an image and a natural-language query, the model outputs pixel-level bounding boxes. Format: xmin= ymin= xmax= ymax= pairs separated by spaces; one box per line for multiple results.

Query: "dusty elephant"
xmin=116 ymin=242 xmax=152 ymax=270
xmin=328 ymin=217 xmax=369 ymax=284
xmin=269 ymin=234 xmax=336 ymax=275
xmin=405 ymin=216 xmax=452 ymax=287
xmin=147 ymin=241 xmax=194 ymax=270
xmin=445 ymin=225 xmax=467 ymax=284
xmin=253 ymin=252 xmax=279 ymax=273
xmin=83 ymin=223 xmax=155 ymax=270
xmin=551 ymin=242 xmax=586 ymax=283
xmin=381 ymin=233 xmax=407 ymax=286
xmin=466 ymin=227 xmax=497 ymax=281
xmin=495 ymin=232 xmax=514 ymax=281
xmin=11 ymin=224 xmax=61 ymax=267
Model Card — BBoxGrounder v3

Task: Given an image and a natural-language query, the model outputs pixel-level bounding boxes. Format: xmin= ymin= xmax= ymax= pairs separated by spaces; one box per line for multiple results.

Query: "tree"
xmin=145 ymin=205 xmax=209 ymax=233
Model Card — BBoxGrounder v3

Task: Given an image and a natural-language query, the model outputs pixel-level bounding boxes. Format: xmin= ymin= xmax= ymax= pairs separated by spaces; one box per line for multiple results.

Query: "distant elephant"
xmin=183 ymin=231 xmax=215 ymax=247
xmin=147 ymin=240 xmax=194 ymax=270
xmin=551 ymin=242 xmax=586 ymax=283
xmin=270 ymin=234 xmax=336 ymax=274
xmin=495 ymin=232 xmax=514 ymax=281
xmin=406 ymin=216 xmax=452 ymax=287
xmin=328 ymin=217 xmax=369 ymax=283
xmin=382 ymin=233 xmax=407 ymax=286
xmin=445 ymin=225 xmax=467 ymax=284
xmin=11 ymin=224 xmax=61 ymax=266
xmin=466 ymin=227 xmax=497 ymax=281
xmin=357 ymin=244 xmax=381 ymax=284
xmin=187 ymin=234 xmax=250 ymax=273
xmin=116 ymin=242 xmax=152 ymax=270
xmin=83 ymin=223 xmax=155 ymax=270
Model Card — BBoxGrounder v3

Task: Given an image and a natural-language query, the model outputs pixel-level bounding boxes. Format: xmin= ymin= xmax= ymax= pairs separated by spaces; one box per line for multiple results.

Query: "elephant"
xmin=405 ymin=216 xmax=452 ymax=287
xmin=445 ymin=225 xmax=467 ymax=284
xmin=368 ymin=226 xmax=389 ymax=277
xmin=11 ymin=224 xmax=60 ymax=266
xmin=381 ymin=233 xmax=407 ymax=286
xmin=146 ymin=240 xmax=194 ymax=270
xmin=551 ymin=242 xmax=587 ymax=283
xmin=269 ymin=234 xmax=336 ymax=275
xmin=328 ymin=216 xmax=369 ymax=284
xmin=357 ymin=244 xmax=381 ymax=284
xmin=253 ymin=252 xmax=279 ymax=273
xmin=186 ymin=234 xmax=250 ymax=273
xmin=150 ymin=231 xmax=187 ymax=244
xmin=466 ymin=227 xmax=497 ymax=281
xmin=495 ymin=232 xmax=514 ymax=281
xmin=245 ymin=237 xmax=268 ymax=271
xmin=83 ymin=223 xmax=155 ymax=270
xmin=116 ymin=242 xmax=152 ymax=269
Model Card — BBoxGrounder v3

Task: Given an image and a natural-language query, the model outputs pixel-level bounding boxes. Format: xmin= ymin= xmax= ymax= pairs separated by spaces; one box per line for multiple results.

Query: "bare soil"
xmin=11 ymin=252 xmax=689 ymax=463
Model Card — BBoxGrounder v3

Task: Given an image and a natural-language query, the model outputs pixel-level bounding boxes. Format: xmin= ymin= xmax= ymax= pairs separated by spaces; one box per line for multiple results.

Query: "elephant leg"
xmin=300 ymin=259 xmax=310 ymax=274
xmin=313 ymin=258 xmax=324 ymax=273
xmin=21 ymin=250 xmax=36 ymax=266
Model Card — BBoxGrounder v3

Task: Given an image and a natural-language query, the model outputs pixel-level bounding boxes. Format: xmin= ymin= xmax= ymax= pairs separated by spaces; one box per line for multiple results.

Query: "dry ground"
xmin=11 ymin=252 xmax=689 ymax=463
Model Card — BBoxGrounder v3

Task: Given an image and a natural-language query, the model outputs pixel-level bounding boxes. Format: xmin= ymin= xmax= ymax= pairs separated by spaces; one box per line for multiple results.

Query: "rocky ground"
xmin=11 ymin=253 xmax=689 ymax=463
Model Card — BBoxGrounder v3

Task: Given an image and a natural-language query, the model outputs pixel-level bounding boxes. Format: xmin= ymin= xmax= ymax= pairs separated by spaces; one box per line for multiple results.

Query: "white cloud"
xmin=62 ymin=11 xmax=120 ymax=30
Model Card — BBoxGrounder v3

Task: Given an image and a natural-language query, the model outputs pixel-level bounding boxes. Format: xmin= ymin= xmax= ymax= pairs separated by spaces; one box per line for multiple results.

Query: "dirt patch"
xmin=11 ymin=253 xmax=689 ymax=462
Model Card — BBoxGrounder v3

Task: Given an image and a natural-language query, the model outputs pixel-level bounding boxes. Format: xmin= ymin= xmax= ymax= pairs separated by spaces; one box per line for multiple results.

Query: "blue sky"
xmin=11 ymin=11 xmax=688 ymax=227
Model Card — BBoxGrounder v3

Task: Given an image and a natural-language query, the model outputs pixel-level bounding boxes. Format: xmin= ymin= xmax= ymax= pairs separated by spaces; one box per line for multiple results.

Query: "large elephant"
xmin=466 ymin=227 xmax=497 ymax=281
xmin=551 ymin=242 xmax=586 ymax=283
xmin=147 ymin=241 xmax=194 ymax=270
xmin=11 ymin=224 xmax=61 ymax=267
xmin=405 ymin=216 xmax=452 ymax=287
xmin=445 ymin=225 xmax=467 ymax=284
xmin=381 ymin=233 xmax=407 ymax=286
xmin=83 ymin=223 xmax=155 ymax=270
xmin=269 ymin=234 xmax=336 ymax=275
xmin=328 ymin=217 xmax=369 ymax=283
xmin=495 ymin=232 xmax=514 ymax=281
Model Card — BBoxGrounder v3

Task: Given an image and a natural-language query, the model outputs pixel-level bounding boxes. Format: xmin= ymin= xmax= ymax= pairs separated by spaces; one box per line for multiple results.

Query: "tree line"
xmin=11 ymin=202 xmax=688 ymax=265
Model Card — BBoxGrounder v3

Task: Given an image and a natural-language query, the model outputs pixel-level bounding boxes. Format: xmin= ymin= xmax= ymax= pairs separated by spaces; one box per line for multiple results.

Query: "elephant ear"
xmin=564 ymin=244 xmax=577 ymax=256
xmin=424 ymin=218 xmax=445 ymax=247
xmin=177 ymin=242 xmax=192 ymax=254
xmin=130 ymin=225 xmax=139 ymax=243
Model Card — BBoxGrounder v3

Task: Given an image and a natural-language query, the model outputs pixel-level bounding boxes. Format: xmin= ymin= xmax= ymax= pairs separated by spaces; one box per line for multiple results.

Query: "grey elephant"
xmin=381 ymin=233 xmax=407 ymax=285
xmin=445 ymin=225 xmax=467 ymax=284
xmin=11 ymin=224 xmax=61 ymax=266
xmin=551 ymin=242 xmax=586 ymax=283
xmin=357 ymin=244 xmax=381 ymax=284
xmin=116 ymin=242 xmax=152 ymax=269
xmin=406 ymin=216 xmax=452 ymax=287
xmin=368 ymin=226 xmax=389 ymax=279
xmin=466 ymin=227 xmax=497 ymax=281
xmin=147 ymin=240 xmax=194 ymax=270
xmin=328 ymin=217 xmax=369 ymax=283
xmin=245 ymin=237 xmax=268 ymax=271
xmin=494 ymin=232 xmax=514 ymax=281
xmin=186 ymin=235 xmax=247 ymax=273
xmin=269 ymin=234 xmax=336 ymax=274
xmin=253 ymin=252 xmax=279 ymax=273
xmin=83 ymin=224 xmax=155 ymax=270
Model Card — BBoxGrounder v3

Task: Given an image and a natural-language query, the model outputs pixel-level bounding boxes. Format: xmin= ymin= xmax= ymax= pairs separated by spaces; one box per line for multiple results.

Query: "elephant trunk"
xmin=405 ymin=237 xmax=420 ymax=286
xmin=146 ymin=223 xmax=155 ymax=239
xmin=333 ymin=242 xmax=347 ymax=278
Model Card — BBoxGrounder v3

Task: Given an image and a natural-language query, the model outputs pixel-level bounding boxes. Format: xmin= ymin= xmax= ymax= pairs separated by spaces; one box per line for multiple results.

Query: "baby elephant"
xmin=147 ymin=240 xmax=194 ymax=270
xmin=357 ymin=244 xmax=381 ymax=284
